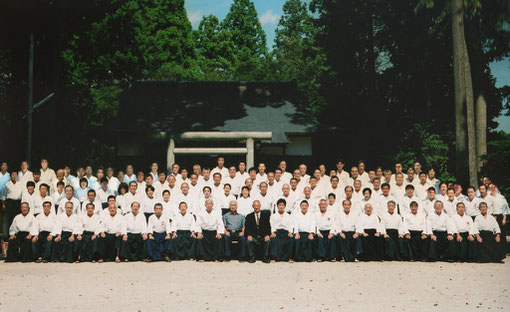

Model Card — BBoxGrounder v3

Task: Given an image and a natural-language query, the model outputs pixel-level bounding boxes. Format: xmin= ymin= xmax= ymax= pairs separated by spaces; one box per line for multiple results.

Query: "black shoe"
xmin=262 ymin=259 xmax=270 ymax=263
xmin=248 ymin=258 xmax=256 ymax=263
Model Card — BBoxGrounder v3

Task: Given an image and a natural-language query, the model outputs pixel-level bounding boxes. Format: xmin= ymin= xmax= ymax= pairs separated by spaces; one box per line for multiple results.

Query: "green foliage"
xmin=481 ymin=131 xmax=510 ymax=196
xmin=89 ymin=86 xmax=123 ymax=127
xmin=222 ymin=0 xmax=268 ymax=80
xmin=394 ymin=124 xmax=454 ymax=181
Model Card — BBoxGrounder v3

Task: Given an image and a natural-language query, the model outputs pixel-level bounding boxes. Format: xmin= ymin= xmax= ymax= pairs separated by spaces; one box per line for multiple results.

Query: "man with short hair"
xmin=120 ymin=201 xmax=148 ymax=262
xmin=98 ymin=199 xmax=127 ymax=262
xmin=293 ymin=200 xmax=316 ymax=262
xmin=402 ymin=201 xmax=429 ymax=261
xmin=335 ymin=199 xmax=361 ymax=262
xmin=211 ymin=156 xmax=229 ymax=179
xmin=426 ymin=201 xmax=455 ymax=262
xmin=269 ymin=198 xmax=294 ymax=262
xmin=51 ymin=201 xmax=79 ymax=262
xmin=75 ymin=202 xmax=101 ymax=262
xmin=222 ymin=201 xmax=246 ymax=261
xmin=39 ymin=159 xmax=57 ymax=186
xmin=31 ymin=201 xmax=57 ymax=262
xmin=6 ymin=202 xmax=35 ymax=262
xmin=245 ymin=200 xmax=271 ymax=263
xmin=195 ymin=199 xmax=224 ymax=262
xmin=171 ymin=202 xmax=197 ymax=260
xmin=356 ymin=203 xmax=384 ymax=261
xmin=3 ymin=171 xmax=23 ymax=240
xmin=449 ymin=202 xmax=476 ymax=262
xmin=315 ymin=199 xmax=336 ymax=261
xmin=381 ymin=201 xmax=406 ymax=261
xmin=33 ymin=183 xmax=54 ymax=216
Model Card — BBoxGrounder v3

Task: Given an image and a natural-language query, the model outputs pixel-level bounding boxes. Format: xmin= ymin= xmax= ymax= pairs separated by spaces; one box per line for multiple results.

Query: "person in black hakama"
xmin=245 ymin=200 xmax=271 ymax=263
xmin=335 ymin=199 xmax=362 ymax=262
xmin=403 ymin=201 xmax=430 ymax=261
xmin=474 ymin=202 xmax=504 ymax=263
xmin=315 ymin=199 xmax=337 ymax=261
xmin=171 ymin=202 xmax=197 ymax=260
xmin=76 ymin=202 xmax=101 ymax=262
xmin=426 ymin=201 xmax=455 ymax=262
xmin=293 ymin=200 xmax=317 ymax=262
xmin=269 ymin=198 xmax=295 ymax=262
xmin=146 ymin=203 xmax=173 ymax=262
xmin=6 ymin=202 xmax=34 ymax=262
xmin=51 ymin=201 xmax=79 ymax=263
xmin=356 ymin=203 xmax=384 ymax=261
xmin=195 ymin=199 xmax=225 ymax=262
xmin=98 ymin=199 xmax=126 ymax=263
xmin=449 ymin=202 xmax=477 ymax=262
xmin=31 ymin=201 xmax=56 ymax=262
xmin=121 ymin=201 xmax=148 ymax=262
xmin=381 ymin=201 xmax=407 ymax=261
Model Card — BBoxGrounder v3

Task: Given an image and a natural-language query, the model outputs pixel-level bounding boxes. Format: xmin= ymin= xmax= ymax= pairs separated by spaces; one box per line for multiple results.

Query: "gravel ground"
xmin=1 ymin=257 xmax=509 ymax=312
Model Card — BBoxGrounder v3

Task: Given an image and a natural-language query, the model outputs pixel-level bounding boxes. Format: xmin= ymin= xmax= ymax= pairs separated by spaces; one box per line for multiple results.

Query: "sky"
xmin=184 ymin=0 xmax=510 ymax=133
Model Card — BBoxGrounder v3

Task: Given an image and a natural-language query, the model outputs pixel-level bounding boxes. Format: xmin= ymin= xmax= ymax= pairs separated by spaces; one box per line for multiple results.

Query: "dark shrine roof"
xmin=111 ymin=81 xmax=315 ymax=143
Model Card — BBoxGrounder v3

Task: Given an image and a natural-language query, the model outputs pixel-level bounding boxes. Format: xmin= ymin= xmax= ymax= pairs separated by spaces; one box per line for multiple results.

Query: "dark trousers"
xmin=316 ymin=230 xmax=336 ymax=260
xmin=476 ymin=230 xmax=504 ymax=263
xmin=247 ymin=235 xmax=270 ymax=261
xmin=269 ymin=229 xmax=294 ymax=261
xmin=224 ymin=230 xmax=246 ymax=259
xmin=337 ymin=231 xmax=362 ymax=262
xmin=6 ymin=231 xmax=32 ymax=262
xmin=453 ymin=232 xmax=477 ymax=262
xmin=196 ymin=230 xmax=223 ymax=261
xmin=172 ymin=230 xmax=196 ymax=260
xmin=384 ymin=229 xmax=405 ymax=261
xmin=407 ymin=230 xmax=429 ymax=261
xmin=494 ymin=214 xmax=508 ymax=257
xmin=294 ymin=232 xmax=314 ymax=262
xmin=3 ymin=199 xmax=20 ymax=240
xmin=76 ymin=231 xmax=99 ymax=261
xmin=147 ymin=232 xmax=173 ymax=261
xmin=32 ymin=231 xmax=53 ymax=261
xmin=51 ymin=231 xmax=76 ymax=263
xmin=360 ymin=229 xmax=384 ymax=261
xmin=120 ymin=233 xmax=147 ymax=261
xmin=98 ymin=233 xmax=122 ymax=261
xmin=428 ymin=231 xmax=455 ymax=261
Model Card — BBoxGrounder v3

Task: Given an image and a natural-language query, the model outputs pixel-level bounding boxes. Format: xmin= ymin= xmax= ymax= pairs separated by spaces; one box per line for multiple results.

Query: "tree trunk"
xmin=475 ymin=93 xmax=487 ymax=172
xmin=451 ymin=0 xmax=468 ymax=186
xmin=462 ymin=35 xmax=477 ymax=187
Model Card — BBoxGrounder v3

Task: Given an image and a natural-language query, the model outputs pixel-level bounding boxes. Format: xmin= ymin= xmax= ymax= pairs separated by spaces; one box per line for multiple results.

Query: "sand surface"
xmin=1 ymin=258 xmax=509 ymax=312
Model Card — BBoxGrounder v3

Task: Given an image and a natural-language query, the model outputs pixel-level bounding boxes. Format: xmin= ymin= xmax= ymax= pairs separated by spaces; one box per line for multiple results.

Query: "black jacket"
xmin=245 ymin=210 xmax=271 ymax=238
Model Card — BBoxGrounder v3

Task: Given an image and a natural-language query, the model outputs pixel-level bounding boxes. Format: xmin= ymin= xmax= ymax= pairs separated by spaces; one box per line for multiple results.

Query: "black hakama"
xmin=293 ymin=232 xmax=314 ymax=262
xmin=6 ymin=231 xmax=33 ymax=262
xmin=32 ymin=231 xmax=53 ymax=261
xmin=453 ymin=232 xmax=477 ymax=262
xmin=98 ymin=233 xmax=122 ymax=261
xmin=196 ymin=230 xmax=223 ymax=261
xmin=428 ymin=231 xmax=454 ymax=261
xmin=407 ymin=230 xmax=429 ymax=261
xmin=476 ymin=230 xmax=504 ymax=263
xmin=146 ymin=232 xmax=173 ymax=261
xmin=336 ymin=231 xmax=362 ymax=262
xmin=76 ymin=231 xmax=99 ymax=262
xmin=269 ymin=229 xmax=294 ymax=261
xmin=120 ymin=233 xmax=147 ymax=261
xmin=172 ymin=230 xmax=196 ymax=260
xmin=223 ymin=231 xmax=246 ymax=260
xmin=316 ymin=230 xmax=336 ymax=261
xmin=359 ymin=229 xmax=384 ymax=261
xmin=4 ymin=199 xmax=20 ymax=240
xmin=384 ymin=229 xmax=404 ymax=261
xmin=494 ymin=214 xmax=508 ymax=260
xmin=51 ymin=231 xmax=76 ymax=263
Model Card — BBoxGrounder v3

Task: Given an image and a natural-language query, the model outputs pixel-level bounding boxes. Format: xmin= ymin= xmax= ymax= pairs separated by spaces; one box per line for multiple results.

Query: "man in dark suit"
xmin=245 ymin=200 xmax=271 ymax=263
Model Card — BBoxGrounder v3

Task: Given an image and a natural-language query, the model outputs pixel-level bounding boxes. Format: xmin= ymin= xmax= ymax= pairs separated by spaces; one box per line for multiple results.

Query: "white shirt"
xmin=125 ymin=212 xmax=148 ymax=234
xmin=426 ymin=211 xmax=452 ymax=234
xmin=31 ymin=212 xmax=58 ymax=235
xmin=315 ymin=210 xmax=336 ymax=231
xmin=5 ymin=180 xmax=23 ymax=200
xmin=9 ymin=213 xmax=36 ymax=235
xmin=276 ymin=194 xmax=297 ymax=214
xmin=122 ymin=192 xmax=143 ymax=214
xmin=211 ymin=167 xmax=229 ymax=180
xmin=403 ymin=212 xmax=427 ymax=232
xmin=171 ymin=212 xmax=197 ymax=232
xmin=293 ymin=211 xmax=316 ymax=233
xmin=21 ymin=190 xmax=37 ymax=213
xmin=474 ymin=214 xmax=500 ymax=234
xmin=196 ymin=210 xmax=225 ymax=233
xmin=76 ymin=213 xmax=101 ymax=235
xmin=253 ymin=192 xmax=273 ymax=211
xmin=270 ymin=212 xmax=294 ymax=232
xmin=223 ymin=175 xmax=242 ymax=196
xmin=58 ymin=196 xmax=82 ymax=215
xmin=97 ymin=187 xmax=115 ymax=204
xmin=33 ymin=194 xmax=55 ymax=216
xmin=356 ymin=213 xmax=384 ymax=233
xmin=81 ymin=199 xmax=102 ymax=216
xmin=400 ymin=195 xmax=421 ymax=216
xmin=107 ymin=176 xmax=120 ymax=194
xmin=335 ymin=210 xmax=358 ymax=233
xmin=492 ymin=193 xmax=509 ymax=215
xmin=100 ymin=212 xmax=127 ymax=234
xmin=463 ymin=197 xmax=481 ymax=217
xmin=478 ymin=194 xmax=496 ymax=215
xmin=449 ymin=213 xmax=475 ymax=235
xmin=237 ymin=196 xmax=254 ymax=216
xmin=414 ymin=182 xmax=432 ymax=200
xmin=381 ymin=211 xmax=405 ymax=235
xmin=52 ymin=213 xmax=80 ymax=235
xmin=215 ymin=193 xmax=236 ymax=210
xmin=443 ymin=198 xmax=459 ymax=216
xmin=141 ymin=196 xmax=159 ymax=214
xmin=40 ymin=168 xmax=56 ymax=185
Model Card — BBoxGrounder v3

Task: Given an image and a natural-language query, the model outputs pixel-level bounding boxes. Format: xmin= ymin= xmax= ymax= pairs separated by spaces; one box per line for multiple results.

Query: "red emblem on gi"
xmin=161 ymin=221 xmax=165 ymax=226
xmin=327 ymin=217 xmax=331 ymax=221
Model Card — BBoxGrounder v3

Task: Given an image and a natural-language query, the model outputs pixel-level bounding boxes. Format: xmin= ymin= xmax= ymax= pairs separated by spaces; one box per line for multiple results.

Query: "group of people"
xmin=1 ymin=157 xmax=508 ymax=263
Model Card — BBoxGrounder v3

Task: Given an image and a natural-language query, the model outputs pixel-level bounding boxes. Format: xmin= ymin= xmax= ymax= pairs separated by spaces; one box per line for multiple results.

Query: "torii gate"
xmin=166 ymin=131 xmax=272 ymax=170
